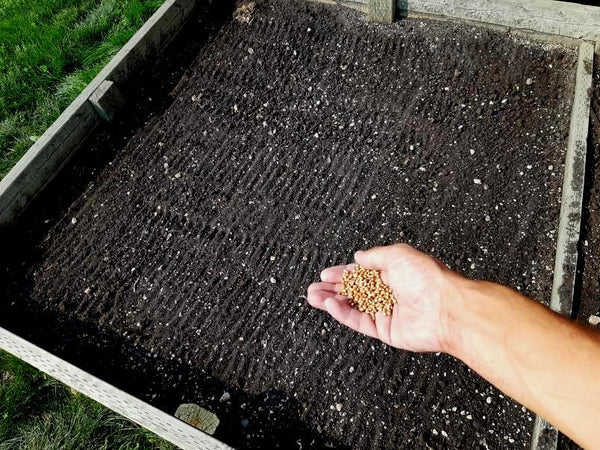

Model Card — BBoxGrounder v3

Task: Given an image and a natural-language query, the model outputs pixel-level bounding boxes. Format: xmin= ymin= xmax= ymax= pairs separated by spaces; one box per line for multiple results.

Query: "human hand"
xmin=307 ymin=244 xmax=462 ymax=353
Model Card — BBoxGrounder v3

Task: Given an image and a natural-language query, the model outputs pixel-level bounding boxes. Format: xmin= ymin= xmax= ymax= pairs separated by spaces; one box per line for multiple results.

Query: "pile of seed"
xmin=339 ymin=265 xmax=397 ymax=319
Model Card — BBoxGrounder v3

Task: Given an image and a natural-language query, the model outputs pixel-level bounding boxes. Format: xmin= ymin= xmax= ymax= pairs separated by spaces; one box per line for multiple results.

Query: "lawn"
xmin=0 ymin=350 xmax=173 ymax=449
xmin=0 ymin=0 xmax=163 ymax=179
xmin=0 ymin=0 xmax=175 ymax=447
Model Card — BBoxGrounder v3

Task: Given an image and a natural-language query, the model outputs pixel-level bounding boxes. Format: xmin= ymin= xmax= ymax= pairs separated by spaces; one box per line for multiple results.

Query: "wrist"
xmin=438 ymin=272 xmax=485 ymax=358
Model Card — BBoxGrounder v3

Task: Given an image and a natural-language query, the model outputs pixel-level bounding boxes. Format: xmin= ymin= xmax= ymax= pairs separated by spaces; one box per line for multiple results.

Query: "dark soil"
xmin=577 ymin=61 xmax=600 ymax=330
xmin=0 ymin=1 xmax=577 ymax=448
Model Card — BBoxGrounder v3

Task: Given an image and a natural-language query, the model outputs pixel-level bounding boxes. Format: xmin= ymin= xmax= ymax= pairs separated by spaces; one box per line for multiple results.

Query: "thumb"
xmin=354 ymin=244 xmax=404 ymax=270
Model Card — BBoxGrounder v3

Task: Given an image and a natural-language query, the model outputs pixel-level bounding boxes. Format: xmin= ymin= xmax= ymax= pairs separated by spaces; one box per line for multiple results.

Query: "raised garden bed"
xmin=0 ymin=0 xmax=588 ymax=448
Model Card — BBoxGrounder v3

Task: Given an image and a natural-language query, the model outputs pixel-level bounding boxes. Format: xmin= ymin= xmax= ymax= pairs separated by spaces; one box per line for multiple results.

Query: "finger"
xmin=307 ymin=282 xmax=343 ymax=294
xmin=375 ymin=311 xmax=392 ymax=345
xmin=320 ymin=264 xmax=354 ymax=283
xmin=306 ymin=289 xmax=333 ymax=310
xmin=355 ymin=245 xmax=402 ymax=270
xmin=324 ymin=297 xmax=379 ymax=339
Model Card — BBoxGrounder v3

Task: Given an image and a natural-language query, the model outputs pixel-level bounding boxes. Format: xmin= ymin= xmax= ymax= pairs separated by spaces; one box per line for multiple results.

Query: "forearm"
xmin=445 ymin=277 xmax=600 ymax=449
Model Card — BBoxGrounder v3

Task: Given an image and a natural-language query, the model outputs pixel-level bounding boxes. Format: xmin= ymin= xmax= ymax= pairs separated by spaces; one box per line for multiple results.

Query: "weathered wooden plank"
xmin=531 ymin=417 xmax=559 ymax=450
xmin=314 ymin=0 xmax=600 ymax=40
xmin=0 ymin=327 xmax=231 ymax=450
xmin=368 ymin=0 xmax=394 ymax=23
xmin=89 ymin=80 xmax=126 ymax=123
xmin=402 ymin=0 xmax=600 ymax=40
xmin=530 ymin=40 xmax=594 ymax=450
xmin=550 ymin=41 xmax=594 ymax=316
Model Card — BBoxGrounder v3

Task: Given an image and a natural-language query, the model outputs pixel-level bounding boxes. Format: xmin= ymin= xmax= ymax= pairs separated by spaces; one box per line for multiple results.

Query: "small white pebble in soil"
xmin=470 ymin=263 xmax=476 ymax=270
xmin=486 ymin=396 xmax=492 ymax=404
xmin=548 ymin=165 xmax=554 ymax=170
xmin=588 ymin=315 xmax=600 ymax=326
xmin=432 ymin=429 xmax=439 ymax=436
xmin=247 ymin=47 xmax=254 ymax=54
xmin=526 ymin=77 xmax=533 ymax=85
xmin=501 ymin=98 xmax=508 ymax=104
xmin=84 ymin=287 xmax=91 ymax=295
xmin=371 ymin=194 xmax=377 ymax=200
xmin=270 ymin=277 xmax=277 ymax=284
xmin=335 ymin=403 xmax=343 ymax=412
xmin=473 ymin=178 xmax=482 ymax=184
xmin=466 ymin=414 xmax=473 ymax=420
xmin=441 ymin=431 xmax=448 ymax=438
xmin=349 ymin=366 xmax=355 ymax=373
xmin=220 ymin=392 xmax=231 ymax=402
xmin=71 ymin=217 xmax=77 ymax=225
xmin=469 ymin=149 xmax=475 ymax=155
xmin=485 ymin=215 xmax=491 ymax=222
xmin=270 ymin=256 xmax=276 ymax=261
xmin=174 ymin=172 xmax=182 ymax=179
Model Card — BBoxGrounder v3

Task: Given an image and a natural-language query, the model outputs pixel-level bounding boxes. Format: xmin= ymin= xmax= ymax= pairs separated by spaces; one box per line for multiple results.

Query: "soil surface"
xmin=577 ymin=61 xmax=600 ymax=330
xmin=0 ymin=1 xmax=577 ymax=448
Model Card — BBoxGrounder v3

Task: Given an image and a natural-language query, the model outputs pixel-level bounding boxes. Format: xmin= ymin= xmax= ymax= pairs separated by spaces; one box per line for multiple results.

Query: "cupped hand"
xmin=307 ymin=244 xmax=462 ymax=353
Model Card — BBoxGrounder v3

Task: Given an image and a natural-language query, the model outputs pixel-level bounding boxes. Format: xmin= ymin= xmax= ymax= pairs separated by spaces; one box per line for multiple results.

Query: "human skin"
xmin=306 ymin=244 xmax=600 ymax=449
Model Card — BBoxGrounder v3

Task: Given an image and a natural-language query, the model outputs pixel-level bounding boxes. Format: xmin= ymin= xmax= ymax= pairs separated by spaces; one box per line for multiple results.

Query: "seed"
xmin=338 ymin=264 xmax=397 ymax=319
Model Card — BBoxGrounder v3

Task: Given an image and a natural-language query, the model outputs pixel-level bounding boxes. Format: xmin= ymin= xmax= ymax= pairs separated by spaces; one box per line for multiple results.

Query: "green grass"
xmin=0 ymin=350 xmax=174 ymax=449
xmin=0 ymin=0 xmax=164 ymax=179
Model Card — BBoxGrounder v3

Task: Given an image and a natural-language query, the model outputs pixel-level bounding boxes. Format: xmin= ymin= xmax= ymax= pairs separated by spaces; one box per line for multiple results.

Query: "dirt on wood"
xmin=577 ymin=62 xmax=600 ymax=330
xmin=0 ymin=1 xmax=577 ymax=448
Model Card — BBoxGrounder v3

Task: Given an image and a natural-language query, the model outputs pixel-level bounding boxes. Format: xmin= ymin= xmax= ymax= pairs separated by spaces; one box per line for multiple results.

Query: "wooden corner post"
xmin=368 ymin=0 xmax=395 ymax=23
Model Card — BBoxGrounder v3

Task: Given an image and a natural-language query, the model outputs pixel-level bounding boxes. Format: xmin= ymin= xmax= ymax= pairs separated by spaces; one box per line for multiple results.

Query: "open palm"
xmin=307 ymin=244 xmax=457 ymax=353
